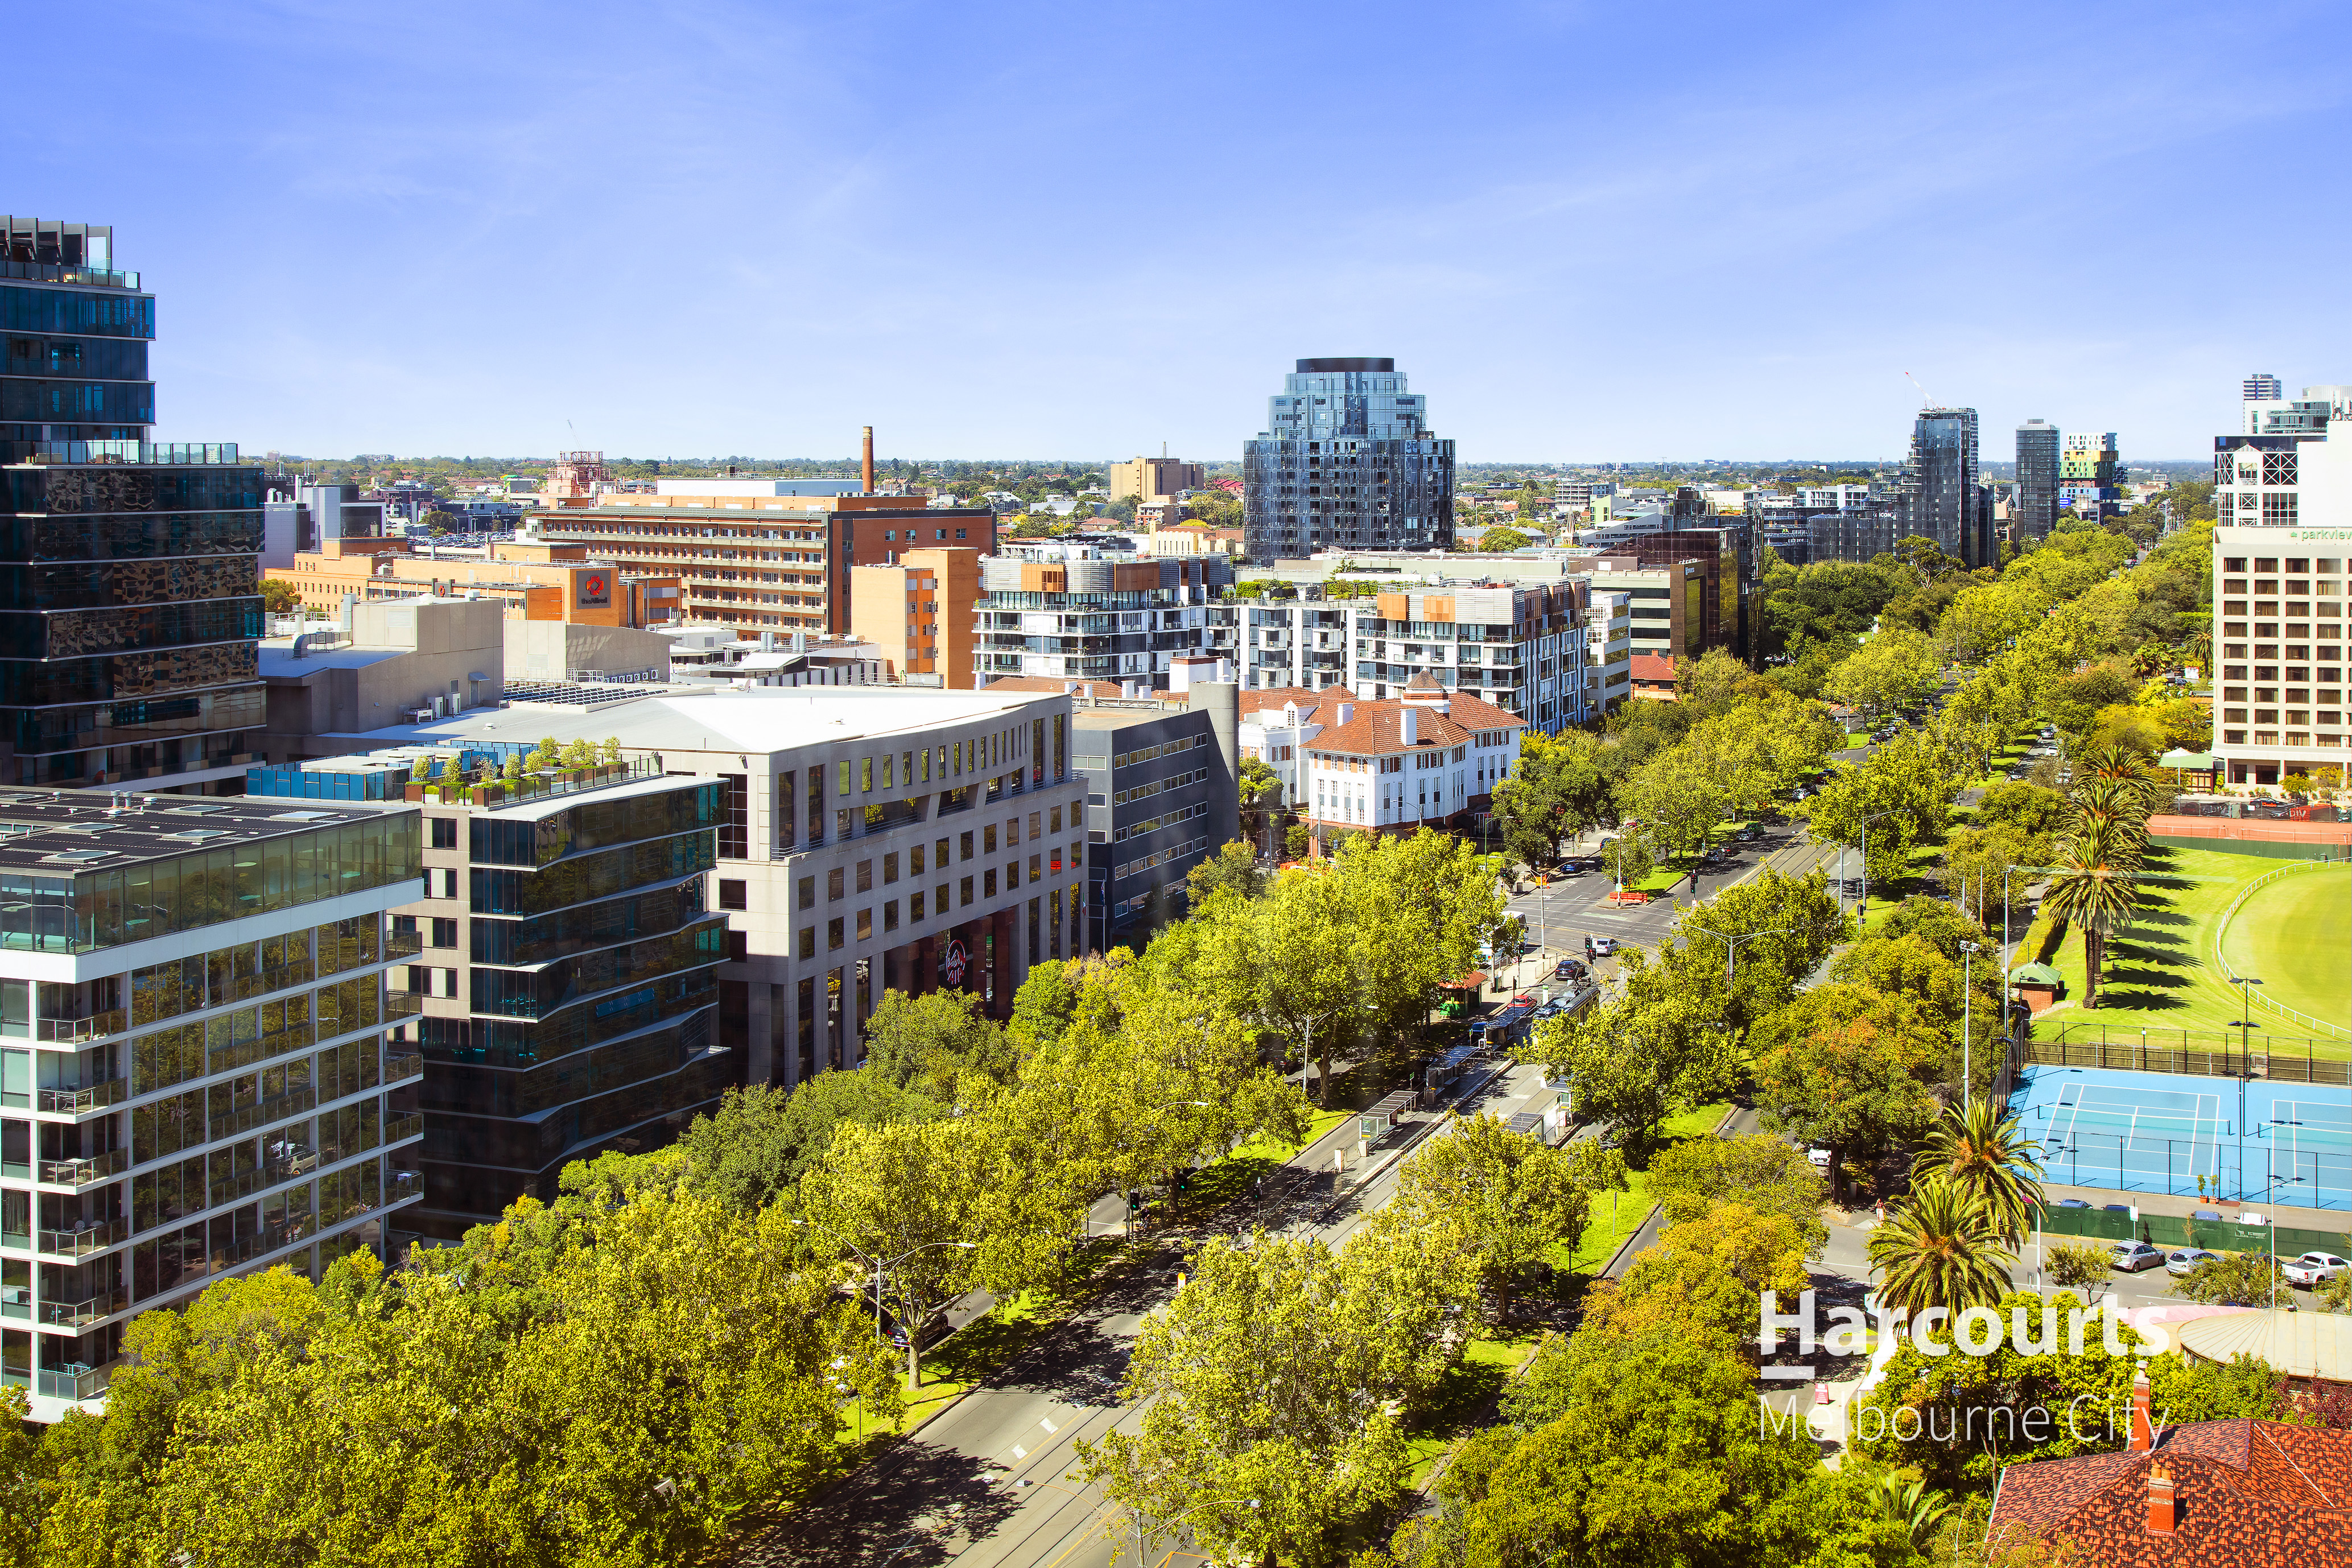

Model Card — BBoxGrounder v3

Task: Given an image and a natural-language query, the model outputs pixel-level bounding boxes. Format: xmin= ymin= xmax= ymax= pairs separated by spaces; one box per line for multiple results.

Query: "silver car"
xmin=2165 ymin=1248 xmax=2219 ymax=1278
xmin=2110 ymin=1241 xmax=2166 ymax=1273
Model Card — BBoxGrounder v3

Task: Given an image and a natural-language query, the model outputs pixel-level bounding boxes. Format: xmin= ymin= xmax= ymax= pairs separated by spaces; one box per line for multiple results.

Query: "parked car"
xmin=2110 ymin=1241 xmax=2166 ymax=1273
xmin=2165 ymin=1248 xmax=2220 ymax=1278
xmin=1734 ymin=826 xmax=1763 ymax=842
xmin=1553 ymin=958 xmax=1588 ymax=981
xmin=1806 ymin=1147 xmax=1833 ymax=1170
xmin=1588 ymin=935 xmax=1618 ymax=956
xmin=2284 ymin=1252 xmax=2352 ymax=1287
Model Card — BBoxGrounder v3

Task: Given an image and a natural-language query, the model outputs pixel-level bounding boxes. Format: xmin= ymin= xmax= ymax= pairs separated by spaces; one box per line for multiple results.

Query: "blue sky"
xmin=20 ymin=1 xmax=2352 ymax=463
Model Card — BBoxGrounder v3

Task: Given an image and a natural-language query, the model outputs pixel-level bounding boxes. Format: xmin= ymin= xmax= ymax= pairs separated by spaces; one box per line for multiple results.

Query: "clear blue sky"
xmin=20 ymin=1 xmax=2350 ymax=463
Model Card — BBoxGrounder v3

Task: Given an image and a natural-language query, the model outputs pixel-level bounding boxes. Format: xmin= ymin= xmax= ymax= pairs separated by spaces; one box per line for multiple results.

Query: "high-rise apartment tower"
xmin=1896 ymin=406 xmax=1992 ymax=567
xmin=1242 ymin=358 xmax=1454 ymax=560
xmin=0 ymin=218 xmax=264 ymax=791
xmin=2244 ymin=373 xmax=2284 ymax=402
xmin=2015 ymin=419 xmax=2060 ymax=540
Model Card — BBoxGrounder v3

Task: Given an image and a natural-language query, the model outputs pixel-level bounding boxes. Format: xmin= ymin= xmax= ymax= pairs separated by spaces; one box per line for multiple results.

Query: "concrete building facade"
xmin=296 ymin=690 xmax=1090 ymax=1087
xmin=1108 ymin=456 xmax=1206 ymax=504
xmin=1237 ymin=581 xmax=1591 ymax=734
xmin=973 ymin=554 xmax=1236 ymax=691
xmin=849 ymin=547 xmax=980 ymax=688
xmin=540 ymin=489 xmax=997 ymax=640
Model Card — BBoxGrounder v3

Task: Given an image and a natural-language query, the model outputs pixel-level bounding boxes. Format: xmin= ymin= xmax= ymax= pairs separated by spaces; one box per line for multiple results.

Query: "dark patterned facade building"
xmin=1242 ymin=358 xmax=1455 ymax=560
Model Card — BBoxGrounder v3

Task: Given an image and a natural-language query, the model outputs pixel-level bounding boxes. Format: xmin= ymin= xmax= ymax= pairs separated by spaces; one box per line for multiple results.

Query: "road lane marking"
xmin=1040 ymin=1417 xmax=1058 ymax=1433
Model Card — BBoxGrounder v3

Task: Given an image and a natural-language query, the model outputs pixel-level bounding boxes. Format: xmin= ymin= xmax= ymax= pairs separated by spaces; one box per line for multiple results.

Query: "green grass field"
xmin=2219 ymin=864 xmax=2351 ymax=1036
xmin=2033 ymin=845 xmax=2349 ymax=1055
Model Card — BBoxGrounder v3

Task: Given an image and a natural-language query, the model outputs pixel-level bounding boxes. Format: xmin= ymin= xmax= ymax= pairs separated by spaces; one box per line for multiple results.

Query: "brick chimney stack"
xmin=2130 ymin=1371 xmax=2154 ymax=1452
xmin=862 ymin=426 xmax=875 ymax=496
xmin=2147 ymin=1462 xmax=2177 ymax=1535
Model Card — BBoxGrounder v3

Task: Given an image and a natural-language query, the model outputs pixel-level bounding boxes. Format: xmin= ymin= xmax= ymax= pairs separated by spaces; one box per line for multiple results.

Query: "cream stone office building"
xmin=319 ymin=688 xmax=1088 ymax=1086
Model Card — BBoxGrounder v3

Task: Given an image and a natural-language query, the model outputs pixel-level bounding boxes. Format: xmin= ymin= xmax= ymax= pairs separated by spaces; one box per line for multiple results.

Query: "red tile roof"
xmin=1307 ymin=693 xmax=1521 ymax=757
xmin=1628 ymin=653 xmax=1677 ymax=684
xmin=1989 ymin=1419 xmax=2352 ymax=1566
xmin=1238 ymin=683 xmax=1352 ymax=717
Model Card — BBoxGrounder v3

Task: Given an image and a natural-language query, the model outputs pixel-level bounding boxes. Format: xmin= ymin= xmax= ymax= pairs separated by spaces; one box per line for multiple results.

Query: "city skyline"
xmin=14 ymin=2 xmax=2350 ymax=462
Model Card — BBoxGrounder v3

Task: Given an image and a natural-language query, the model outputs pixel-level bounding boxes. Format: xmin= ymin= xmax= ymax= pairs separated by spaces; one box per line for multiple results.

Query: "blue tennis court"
xmin=2009 ymin=1063 xmax=2352 ymax=1211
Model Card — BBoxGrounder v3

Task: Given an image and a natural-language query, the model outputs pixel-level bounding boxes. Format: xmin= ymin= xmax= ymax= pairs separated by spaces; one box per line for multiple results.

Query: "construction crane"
xmin=1904 ymin=370 xmax=1934 ymax=408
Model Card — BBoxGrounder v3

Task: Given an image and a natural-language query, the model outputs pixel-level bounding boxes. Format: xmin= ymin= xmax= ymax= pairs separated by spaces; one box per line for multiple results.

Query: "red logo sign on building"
xmin=940 ymin=938 xmax=969 ymax=985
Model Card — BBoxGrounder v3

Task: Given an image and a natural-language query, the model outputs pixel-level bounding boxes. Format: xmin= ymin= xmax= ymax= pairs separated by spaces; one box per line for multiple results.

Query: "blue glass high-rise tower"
xmin=1 ymin=217 xmax=263 ymax=789
xmin=1242 ymin=358 xmax=1455 ymax=560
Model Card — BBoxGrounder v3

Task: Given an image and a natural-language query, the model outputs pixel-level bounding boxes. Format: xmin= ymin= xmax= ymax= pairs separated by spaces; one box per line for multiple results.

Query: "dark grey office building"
xmin=2015 ymin=419 xmax=2060 ymax=542
xmin=1 ymin=217 xmax=264 ymax=790
xmin=1242 ymin=358 xmax=1455 ymax=560
xmin=1896 ymin=406 xmax=1994 ymax=568
xmin=1072 ymin=685 xmax=1237 ymax=953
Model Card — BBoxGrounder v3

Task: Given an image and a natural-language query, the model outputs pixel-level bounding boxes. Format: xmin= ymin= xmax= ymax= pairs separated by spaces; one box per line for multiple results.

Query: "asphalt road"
xmin=735 ymin=1059 xmax=1553 ymax=1568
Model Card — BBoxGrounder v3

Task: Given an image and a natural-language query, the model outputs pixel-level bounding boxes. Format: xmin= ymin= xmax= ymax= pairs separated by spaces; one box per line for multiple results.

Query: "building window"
xmin=718 ymin=879 xmax=748 ymax=911
xmin=798 ymin=927 xmax=816 ymax=959
xmin=429 ymin=818 xmax=458 ymax=849
xmin=856 ymin=860 xmax=873 ymax=894
xmin=884 ymin=899 xmax=899 ymax=932
xmin=728 ymin=931 xmax=748 ymax=962
xmin=827 ymin=918 xmax=845 ymax=951
xmin=910 ymin=891 xmax=925 ymax=922
xmin=883 ymin=852 xmax=899 ymax=884
xmin=828 ymin=868 xmax=845 ymax=902
xmin=717 ymin=773 xmax=747 ymax=858
xmin=2264 ymin=493 xmax=2299 ymax=526
xmin=960 ymin=876 xmax=973 ymax=907
xmin=857 ymin=908 xmax=872 ymax=942
xmin=798 ymin=876 xmax=815 ymax=910
xmin=431 ymin=918 xmax=458 ymax=948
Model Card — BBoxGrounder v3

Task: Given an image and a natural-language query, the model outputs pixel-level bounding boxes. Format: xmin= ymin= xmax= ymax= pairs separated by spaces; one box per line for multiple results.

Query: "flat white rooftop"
xmin=328 ymin=687 xmax=1064 ymax=754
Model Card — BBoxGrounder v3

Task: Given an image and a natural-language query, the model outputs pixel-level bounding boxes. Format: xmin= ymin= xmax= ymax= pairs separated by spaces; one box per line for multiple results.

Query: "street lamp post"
xmin=1960 ymin=941 xmax=1979 ymax=1111
xmin=1689 ymin=926 xmax=1795 ymax=987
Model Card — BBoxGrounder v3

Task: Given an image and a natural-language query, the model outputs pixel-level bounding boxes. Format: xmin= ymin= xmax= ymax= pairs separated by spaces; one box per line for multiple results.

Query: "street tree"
xmin=1073 ymin=1232 xmax=1441 ymax=1568
xmin=1748 ymin=981 xmax=1941 ymax=1197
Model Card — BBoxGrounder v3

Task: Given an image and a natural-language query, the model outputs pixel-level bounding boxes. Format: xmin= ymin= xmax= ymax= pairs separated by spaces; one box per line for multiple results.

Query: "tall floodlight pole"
xmin=1960 ymin=941 xmax=1980 ymax=1110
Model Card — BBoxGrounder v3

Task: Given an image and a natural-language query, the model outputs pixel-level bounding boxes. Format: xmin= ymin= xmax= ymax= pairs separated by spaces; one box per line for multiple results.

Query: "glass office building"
xmin=1 ymin=218 xmax=265 ymax=790
xmin=0 ymin=789 xmax=424 ymax=1420
xmin=2015 ymin=419 xmax=2060 ymax=541
xmin=1242 ymin=358 xmax=1455 ymax=560
xmin=356 ymin=770 xmax=731 ymax=1239
xmin=1896 ymin=406 xmax=1993 ymax=568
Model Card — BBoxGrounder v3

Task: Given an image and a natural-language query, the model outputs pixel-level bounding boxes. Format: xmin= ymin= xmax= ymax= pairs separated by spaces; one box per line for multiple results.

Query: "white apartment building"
xmin=0 ymin=791 xmax=425 ymax=1420
xmin=1239 ymin=581 xmax=1592 ymax=735
xmin=1586 ymin=590 xmax=1633 ymax=712
xmin=1301 ymin=675 xmax=1525 ymax=841
xmin=319 ymin=688 xmax=1089 ymax=1085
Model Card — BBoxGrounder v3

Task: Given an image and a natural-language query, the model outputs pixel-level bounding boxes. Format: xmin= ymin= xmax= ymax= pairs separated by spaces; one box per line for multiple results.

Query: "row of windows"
xmin=792 ymin=850 xmax=1075 ymax=958
xmin=785 ymin=807 xmax=1074 ymax=909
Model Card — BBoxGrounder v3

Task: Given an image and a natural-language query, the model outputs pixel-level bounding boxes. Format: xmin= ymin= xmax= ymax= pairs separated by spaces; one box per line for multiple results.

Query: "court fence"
xmin=2000 ymin=1028 xmax=2352 ymax=1212
xmin=2032 ymin=1202 xmax=2349 ymax=1256
xmin=2018 ymin=1024 xmax=2350 ymax=1087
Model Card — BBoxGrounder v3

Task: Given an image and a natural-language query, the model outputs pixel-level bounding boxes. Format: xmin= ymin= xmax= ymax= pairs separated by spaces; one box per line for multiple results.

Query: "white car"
xmin=1806 ymin=1147 xmax=1832 ymax=1170
xmin=2284 ymin=1252 xmax=2351 ymax=1287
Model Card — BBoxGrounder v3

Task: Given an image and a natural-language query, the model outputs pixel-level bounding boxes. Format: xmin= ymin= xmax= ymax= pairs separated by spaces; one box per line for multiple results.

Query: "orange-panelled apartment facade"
xmin=276 ymin=534 xmax=682 ymax=628
xmin=849 ymin=547 xmax=982 ymax=688
xmin=534 ymin=490 xmax=1000 ymax=640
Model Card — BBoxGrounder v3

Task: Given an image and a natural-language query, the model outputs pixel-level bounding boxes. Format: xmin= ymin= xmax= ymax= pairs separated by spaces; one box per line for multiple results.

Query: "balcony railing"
xmin=39 ymin=1149 xmax=126 ymax=1189
xmin=26 ymin=441 xmax=241 ymax=466
xmin=38 ymin=1223 xmax=125 ymax=1258
xmin=38 ymin=1079 xmax=126 ymax=1115
xmin=383 ymin=991 xmax=422 ymax=1022
xmin=36 ymin=1362 xmax=115 ymax=1403
xmin=36 ymin=1010 xmax=127 ymax=1045
xmin=384 ymin=1052 xmax=423 ymax=1085
xmin=1 ymin=258 xmax=139 ymax=288
xmin=384 ymin=928 xmax=424 ymax=961
xmin=384 ymin=1111 xmax=424 ymax=1146
xmin=41 ymin=1291 xmax=126 ymax=1328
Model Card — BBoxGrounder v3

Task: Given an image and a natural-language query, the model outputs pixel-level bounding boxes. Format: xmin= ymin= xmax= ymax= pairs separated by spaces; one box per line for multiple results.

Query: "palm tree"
xmin=2041 ymin=814 xmax=2140 ymax=1009
xmin=1868 ymin=1178 xmax=2016 ymax=1315
xmin=1869 ymin=1472 xmax=1955 ymax=1552
xmin=2077 ymin=744 xmax=2165 ymax=817
xmin=1910 ymin=1101 xmax=2045 ymax=1247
